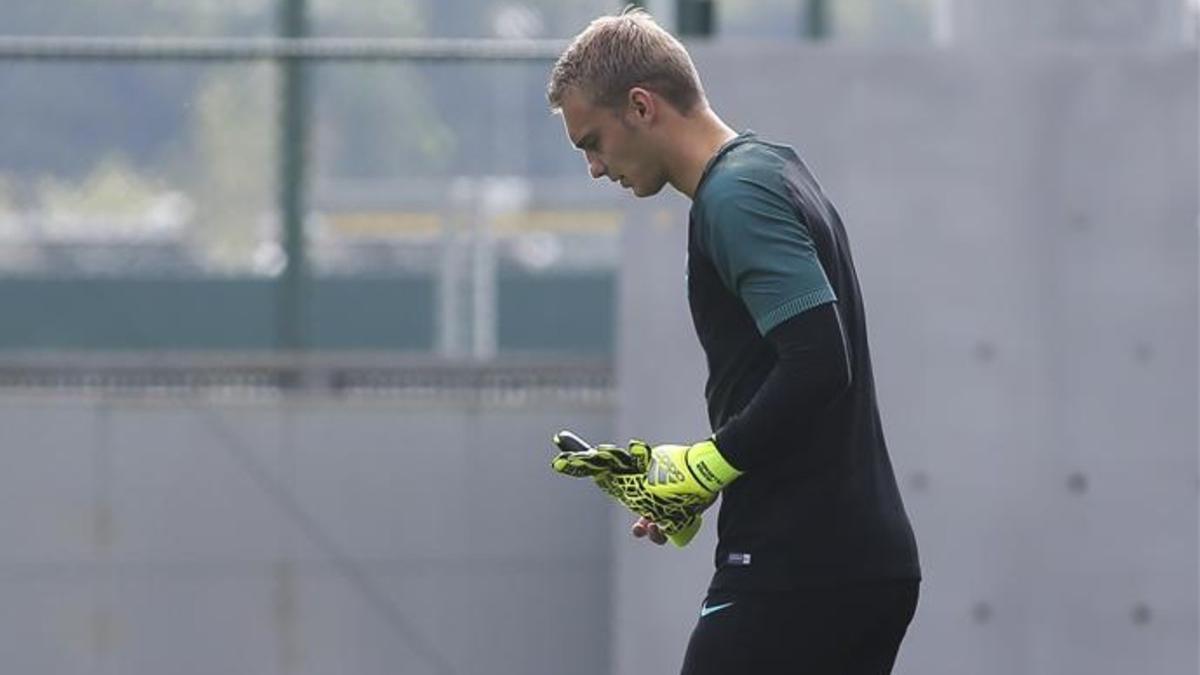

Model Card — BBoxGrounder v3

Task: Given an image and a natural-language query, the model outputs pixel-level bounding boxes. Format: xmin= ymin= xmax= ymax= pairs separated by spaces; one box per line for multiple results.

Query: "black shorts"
xmin=680 ymin=579 xmax=919 ymax=675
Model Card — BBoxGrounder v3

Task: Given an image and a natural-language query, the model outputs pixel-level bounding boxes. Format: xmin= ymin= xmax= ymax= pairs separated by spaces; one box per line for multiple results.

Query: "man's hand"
xmin=550 ymin=430 xmax=702 ymax=545
xmin=640 ymin=439 xmax=741 ymax=507
xmin=550 ymin=430 xmax=702 ymax=546
xmin=550 ymin=430 xmax=742 ymax=547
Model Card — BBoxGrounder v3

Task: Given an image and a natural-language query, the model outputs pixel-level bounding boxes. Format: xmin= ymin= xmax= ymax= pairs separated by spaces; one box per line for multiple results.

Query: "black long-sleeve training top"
xmin=687 ymin=131 xmax=921 ymax=591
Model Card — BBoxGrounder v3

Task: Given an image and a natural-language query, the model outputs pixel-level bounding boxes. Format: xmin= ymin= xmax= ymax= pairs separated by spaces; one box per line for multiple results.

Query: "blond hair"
xmin=547 ymin=7 xmax=705 ymax=114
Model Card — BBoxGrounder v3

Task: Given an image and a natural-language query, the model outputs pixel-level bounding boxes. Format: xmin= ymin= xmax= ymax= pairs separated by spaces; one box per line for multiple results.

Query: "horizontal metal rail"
xmin=0 ymin=36 xmax=567 ymax=62
xmin=0 ymin=351 xmax=613 ymax=397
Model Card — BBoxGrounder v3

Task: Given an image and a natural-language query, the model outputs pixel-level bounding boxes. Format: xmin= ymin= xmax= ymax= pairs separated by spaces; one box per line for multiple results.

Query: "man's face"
xmin=560 ymin=89 xmax=668 ymax=198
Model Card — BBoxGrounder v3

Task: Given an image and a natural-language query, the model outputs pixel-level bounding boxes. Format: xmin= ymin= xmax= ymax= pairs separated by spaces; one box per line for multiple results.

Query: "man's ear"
xmin=627 ymin=87 xmax=656 ymax=124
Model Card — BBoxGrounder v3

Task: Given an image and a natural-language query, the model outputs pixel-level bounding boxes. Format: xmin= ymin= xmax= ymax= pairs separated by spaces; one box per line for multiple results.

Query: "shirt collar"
xmin=695 ymin=130 xmax=757 ymax=197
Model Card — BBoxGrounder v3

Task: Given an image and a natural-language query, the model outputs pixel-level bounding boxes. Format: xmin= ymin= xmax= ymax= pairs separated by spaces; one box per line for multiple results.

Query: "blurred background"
xmin=0 ymin=0 xmax=1196 ymax=673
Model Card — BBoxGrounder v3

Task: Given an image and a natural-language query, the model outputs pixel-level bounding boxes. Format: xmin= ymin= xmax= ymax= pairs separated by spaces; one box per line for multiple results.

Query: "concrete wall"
xmin=613 ymin=44 xmax=1198 ymax=674
xmin=0 ymin=393 xmax=614 ymax=675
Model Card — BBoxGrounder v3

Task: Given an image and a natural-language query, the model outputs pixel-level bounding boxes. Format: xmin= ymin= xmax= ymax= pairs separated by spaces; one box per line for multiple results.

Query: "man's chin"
xmin=630 ymin=182 xmax=666 ymax=198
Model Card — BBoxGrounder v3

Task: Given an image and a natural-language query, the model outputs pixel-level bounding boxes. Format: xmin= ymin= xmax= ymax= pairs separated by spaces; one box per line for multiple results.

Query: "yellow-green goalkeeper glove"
xmin=550 ymin=430 xmax=743 ymax=547
xmin=551 ymin=431 xmax=701 ymax=546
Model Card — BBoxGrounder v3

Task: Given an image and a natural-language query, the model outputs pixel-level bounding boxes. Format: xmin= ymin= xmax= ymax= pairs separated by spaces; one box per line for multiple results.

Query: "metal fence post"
xmin=278 ymin=0 xmax=310 ymax=353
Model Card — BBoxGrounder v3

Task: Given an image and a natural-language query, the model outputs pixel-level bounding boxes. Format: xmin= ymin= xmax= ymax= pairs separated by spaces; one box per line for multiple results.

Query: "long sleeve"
xmin=712 ymin=301 xmax=851 ymax=471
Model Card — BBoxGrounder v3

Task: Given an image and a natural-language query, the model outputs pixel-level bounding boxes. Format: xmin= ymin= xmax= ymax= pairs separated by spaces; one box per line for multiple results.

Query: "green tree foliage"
xmin=316 ymin=65 xmax=456 ymax=179
xmin=310 ymin=1 xmax=455 ymax=178
xmin=35 ymin=155 xmax=174 ymax=219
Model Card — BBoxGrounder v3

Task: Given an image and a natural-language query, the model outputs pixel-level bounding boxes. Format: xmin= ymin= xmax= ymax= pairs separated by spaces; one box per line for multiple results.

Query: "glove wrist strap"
xmin=686 ymin=439 xmax=743 ymax=493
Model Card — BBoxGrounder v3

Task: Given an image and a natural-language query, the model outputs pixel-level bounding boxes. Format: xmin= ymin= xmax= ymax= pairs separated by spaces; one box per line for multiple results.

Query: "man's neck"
xmin=667 ymin=108 xmax=739 ymax=199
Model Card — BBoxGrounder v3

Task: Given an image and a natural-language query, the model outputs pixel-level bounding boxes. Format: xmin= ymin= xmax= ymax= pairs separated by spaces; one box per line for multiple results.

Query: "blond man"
xmin=548 ymin=9 xmax=921 ymax=674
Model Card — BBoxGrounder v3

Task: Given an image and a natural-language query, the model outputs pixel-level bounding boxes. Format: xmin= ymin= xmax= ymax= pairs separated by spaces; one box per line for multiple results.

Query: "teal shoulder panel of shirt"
xmin=691 ymin=139 xmax=836 ymax=335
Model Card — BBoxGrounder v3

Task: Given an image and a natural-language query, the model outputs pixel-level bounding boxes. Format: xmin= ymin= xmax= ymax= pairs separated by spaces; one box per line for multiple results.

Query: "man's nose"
xmin=588 ymin=157 xmax=606 ymax=180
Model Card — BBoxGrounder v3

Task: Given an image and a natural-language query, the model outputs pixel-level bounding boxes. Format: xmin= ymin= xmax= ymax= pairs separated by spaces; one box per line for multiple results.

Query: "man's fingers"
xmin=551 ymin=431 xmax=641 ymax=477
xmin=553 ymin=429 xmax=592 ymax=454
xmin=551 ymin=430 xmax=610 ymax=477
xmin=632 ymin=516 xmax=651 ymax=537
xmin=551 ymin=451 xmax=610 ymax=477
xmin=631 ymin=517 xmax=668 ymax=545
